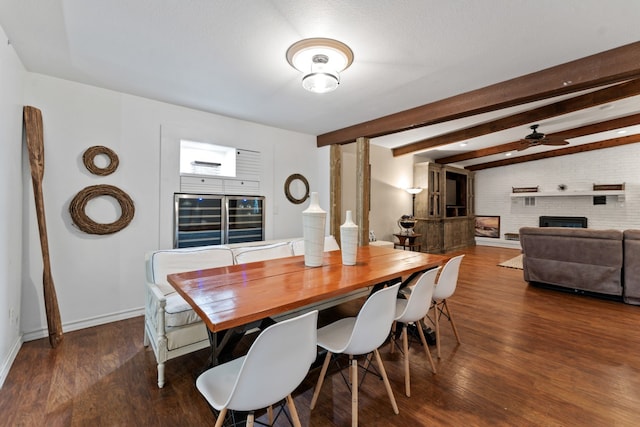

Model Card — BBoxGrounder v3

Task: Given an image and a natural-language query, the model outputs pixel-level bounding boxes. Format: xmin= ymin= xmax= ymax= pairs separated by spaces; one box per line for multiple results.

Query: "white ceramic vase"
xmin=340 ymin=210 xmax=358 ymax=266
xmin=302 ymin=192 xmax=326 ymax=267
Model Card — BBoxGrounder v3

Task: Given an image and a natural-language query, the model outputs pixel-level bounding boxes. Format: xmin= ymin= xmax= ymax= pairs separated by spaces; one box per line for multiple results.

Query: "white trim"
xmin=22 ymin=307 xmax=144 ymax=342
xmin=475 ymin=237 xmax=522 ymax=249
xmin=0 ymin=334 xmax=23 ymax=389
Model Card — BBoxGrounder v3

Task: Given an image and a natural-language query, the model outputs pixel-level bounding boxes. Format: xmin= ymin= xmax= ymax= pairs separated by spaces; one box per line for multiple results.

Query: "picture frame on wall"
xmin=475 ymin=215 xmax=500 ymax=238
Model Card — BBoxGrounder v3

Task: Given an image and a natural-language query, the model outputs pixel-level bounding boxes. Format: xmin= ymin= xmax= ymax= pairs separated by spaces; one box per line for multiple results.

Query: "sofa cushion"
xmin=164 ymin=292 xmax=204 ymax=327
xmin=233 ymin=242 xmax=293 ymax=264
xmin=166 ymin=322 xmax=208 ymax=351
xmin=148 ymin=246 xmax=234 ymax=295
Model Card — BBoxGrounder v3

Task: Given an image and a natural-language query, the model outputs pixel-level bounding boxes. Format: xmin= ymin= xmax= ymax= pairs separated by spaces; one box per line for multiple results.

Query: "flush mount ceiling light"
xmin=286 ymin=38 xmax=354 ymax=94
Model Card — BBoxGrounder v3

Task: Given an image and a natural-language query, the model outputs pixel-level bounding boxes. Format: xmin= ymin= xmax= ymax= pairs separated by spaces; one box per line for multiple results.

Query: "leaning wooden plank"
xmin=23 ymin=105 xmax=63 ymax=348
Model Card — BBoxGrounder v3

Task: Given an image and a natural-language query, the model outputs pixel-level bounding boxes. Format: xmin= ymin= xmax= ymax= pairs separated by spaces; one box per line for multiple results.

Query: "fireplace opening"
xmin=539 ymin=216 xmax=587 ymax=228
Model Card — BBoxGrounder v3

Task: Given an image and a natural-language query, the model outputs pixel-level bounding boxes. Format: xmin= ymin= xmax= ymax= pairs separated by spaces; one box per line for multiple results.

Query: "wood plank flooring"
xmin=2 ymin=245 xmax=640 ymax=426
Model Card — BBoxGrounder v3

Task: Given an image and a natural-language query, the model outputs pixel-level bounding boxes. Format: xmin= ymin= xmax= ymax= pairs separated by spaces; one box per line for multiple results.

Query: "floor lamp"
xmin=405 ymin=187 xmax=423 ymax=217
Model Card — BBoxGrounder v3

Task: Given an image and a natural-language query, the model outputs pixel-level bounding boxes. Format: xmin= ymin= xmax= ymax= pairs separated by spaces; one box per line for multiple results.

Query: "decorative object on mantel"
xmin=340 ymin=210 xmax=358 ymax=265
xmin=284 ymin=173 xmax=310 ymax=204
xmin=69 ymin=184 xmax=135 ymax=235
xmin=558 ymin=184 xmax=567 ymax=191
xmin=397 ymin=214 xmax=417 ymax=235
xmin=302 ymin=192 xmax=326 ymax=267
xmin=23 ymin=105 xmax=64 ymax=348
xmin=593 ymin=183 xmax=625 ymax=191
xmin=82 ymin=145 xmax=119 ymax=176
xmin=512 ymin=186 xmax=538 ymax=193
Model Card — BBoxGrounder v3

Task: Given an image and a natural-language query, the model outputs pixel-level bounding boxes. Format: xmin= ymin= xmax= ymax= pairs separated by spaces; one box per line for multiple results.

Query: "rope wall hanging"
xmin=69 ymin=184 xmax=135 ymax=235
xmin=83 ymin=145 xmax=119 ymax=176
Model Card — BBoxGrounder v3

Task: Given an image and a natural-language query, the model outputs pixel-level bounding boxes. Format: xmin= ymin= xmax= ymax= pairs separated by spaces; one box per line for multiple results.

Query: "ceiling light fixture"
xmin=286 ymin=38 xmax=354 ymax=94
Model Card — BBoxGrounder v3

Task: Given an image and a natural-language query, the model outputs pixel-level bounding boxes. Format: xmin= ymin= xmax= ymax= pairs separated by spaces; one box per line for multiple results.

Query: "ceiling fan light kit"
xmin=287 ymin=38 xmax=353 ymax=94
xmin=519 ymin=124 xmax=570 ymax=150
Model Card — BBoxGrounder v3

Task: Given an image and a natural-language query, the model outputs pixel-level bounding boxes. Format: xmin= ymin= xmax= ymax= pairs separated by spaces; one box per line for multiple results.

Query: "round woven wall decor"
xmin=83 ymin=145 xmax=119 ymax=176
xmin=69 ymin=185 xmax=135 ymax=235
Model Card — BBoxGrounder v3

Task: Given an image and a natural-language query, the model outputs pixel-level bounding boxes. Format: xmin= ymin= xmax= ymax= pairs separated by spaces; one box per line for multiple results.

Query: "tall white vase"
xmin=340 ymin=210 xmax=358 ymax=265
xmin=302 ymin=192 xmax=326 ymax=267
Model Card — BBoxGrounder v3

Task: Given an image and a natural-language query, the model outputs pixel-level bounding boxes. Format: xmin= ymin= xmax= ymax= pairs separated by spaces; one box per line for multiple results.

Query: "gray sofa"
xmin=519 ymin=227 xmax=640 ymax=303
xmin=623 ymin=230 xmax=640 ymax=305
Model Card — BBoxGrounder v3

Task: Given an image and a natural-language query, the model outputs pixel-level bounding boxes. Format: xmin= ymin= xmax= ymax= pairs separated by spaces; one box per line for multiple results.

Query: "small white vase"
xmin=340 ymin=210 xmax=358 ymax=266
xmin=302 ymin=192 xmax=326 ymax=267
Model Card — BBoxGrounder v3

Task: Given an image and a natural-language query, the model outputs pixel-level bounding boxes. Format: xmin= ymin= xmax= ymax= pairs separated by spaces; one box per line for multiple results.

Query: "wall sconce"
xmin=405 ymin=187 xmax=423 ymax=216
xmin=286 ymin=38 xmax=354 ymax=94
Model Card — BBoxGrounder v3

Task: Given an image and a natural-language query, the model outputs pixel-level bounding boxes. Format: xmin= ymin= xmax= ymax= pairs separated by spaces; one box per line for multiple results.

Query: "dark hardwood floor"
xmin=2 ymin=245 xmax=640 ymax=426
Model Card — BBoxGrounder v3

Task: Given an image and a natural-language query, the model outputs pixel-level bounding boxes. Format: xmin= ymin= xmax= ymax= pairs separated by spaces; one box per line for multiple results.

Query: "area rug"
xmin=498 ymin=254 xmax=523 ymax=270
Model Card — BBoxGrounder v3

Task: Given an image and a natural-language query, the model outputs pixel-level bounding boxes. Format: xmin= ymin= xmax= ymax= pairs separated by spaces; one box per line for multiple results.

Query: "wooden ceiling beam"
xmin=393 ymin=78 xmax=640 ymax=156
xmin=467 ymin=134 xmax=640 ymax=171
xmin=317 ymin=41 xmax=640 ymax=147
xmin=436 ymin=113 xmax=640 ymax=164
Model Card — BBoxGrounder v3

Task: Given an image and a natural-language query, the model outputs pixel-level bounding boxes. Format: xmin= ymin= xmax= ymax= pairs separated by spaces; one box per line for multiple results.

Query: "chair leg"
xmin=443 ymin=300 xmax=462 ymax=344
xmin=390 ymin=321 xmax=397 ymax=354
xmin=214 ymin=407 xmax=227 ymax=427
xmin=286 ymin=394 xmax=302 ymax=427
xmin=433 ymin=302 xmax=442 ymax=358
xmin=417 ymin=319 xmax=437 ymax=374
xmin=402 ymin=325 xmax=410 ymax=397
xmin=267 ymin=406 xmax=274 ymax=425
xmin=351 ymin=357 xmax=358 ymax=427
xmin=373 ymin=349 xmax=399 ymax=415
xmin=310 ymin=351 xmax=332 ymax=410
xmin=246 ymin=412 xmax=254 ymax=427
xmin=349 ymin=354 xmax=354 ymax=384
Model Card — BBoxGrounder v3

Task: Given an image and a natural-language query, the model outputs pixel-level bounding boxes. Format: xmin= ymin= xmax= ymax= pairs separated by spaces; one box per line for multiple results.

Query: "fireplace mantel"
xmin=510 ymin=189 xmax=625 ymax=202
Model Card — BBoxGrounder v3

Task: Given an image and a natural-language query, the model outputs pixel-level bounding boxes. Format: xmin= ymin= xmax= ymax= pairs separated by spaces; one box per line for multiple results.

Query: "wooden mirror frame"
xmin=284 ymin=173 xmax=310 ymax=204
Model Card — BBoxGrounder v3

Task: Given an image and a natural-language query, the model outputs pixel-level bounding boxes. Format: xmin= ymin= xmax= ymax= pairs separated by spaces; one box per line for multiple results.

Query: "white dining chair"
xmin=430 ymin=254 xmax=464 ymax=358
xmin=196 ymin=310 xmax=318 ymax=427
xmin=390 ymin=267 xmax=439 ymax=397
xmin=310 ymin=283 xmax=401 ymax=427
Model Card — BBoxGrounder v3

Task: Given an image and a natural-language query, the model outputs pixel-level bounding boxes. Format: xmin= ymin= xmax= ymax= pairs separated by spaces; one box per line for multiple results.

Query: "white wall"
xmin=0 ymin=29 xmax=25 ymax=387
xmin=340 ymin=143 xmax=413 ymax=243
xmin=20 ymin=73 xmax=325 ymax=342
xmin=370 ymin=145 xmax=414 ymax=242
xmin=474 ymin=144 xmax=640 ymax=247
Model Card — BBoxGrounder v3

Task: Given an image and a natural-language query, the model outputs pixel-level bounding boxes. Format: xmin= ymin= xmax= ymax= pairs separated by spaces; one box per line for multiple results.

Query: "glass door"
xmin=226 ymin=196 xmax=265 ymax=244
xmin=174 ymin=194 xmax=224 ymax=248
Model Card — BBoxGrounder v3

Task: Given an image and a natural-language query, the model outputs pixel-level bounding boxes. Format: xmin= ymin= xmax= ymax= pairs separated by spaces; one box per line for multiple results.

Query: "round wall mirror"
xmin=284 ymin=174 xmax=310 ymax=204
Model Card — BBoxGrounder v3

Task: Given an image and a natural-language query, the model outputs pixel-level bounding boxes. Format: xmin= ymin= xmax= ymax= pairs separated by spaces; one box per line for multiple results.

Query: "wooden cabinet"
xmin=413 ymin=162 xmax=475 ymax=253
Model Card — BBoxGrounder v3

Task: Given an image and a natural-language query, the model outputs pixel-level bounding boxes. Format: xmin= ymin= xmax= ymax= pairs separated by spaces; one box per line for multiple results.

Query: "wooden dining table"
xmin=167 ymin=245 xmax=448 ymax=362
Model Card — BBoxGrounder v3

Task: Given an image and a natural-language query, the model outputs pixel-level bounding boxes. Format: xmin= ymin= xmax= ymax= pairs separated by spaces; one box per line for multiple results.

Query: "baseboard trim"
xmin=0 ymin=334 xmax=23 ymax=389
xmin=475 ymin=237 xmax=522 ymax=249
xmin=22 ymin=306 xmax=145 ymax=342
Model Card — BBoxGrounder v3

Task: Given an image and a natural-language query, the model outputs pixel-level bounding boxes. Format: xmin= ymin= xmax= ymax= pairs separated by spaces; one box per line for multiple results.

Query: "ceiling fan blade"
xmin=542 ymin=140 xmax=570 ymax=146
xmin=517 ymin=141 xmax=532 ymax=151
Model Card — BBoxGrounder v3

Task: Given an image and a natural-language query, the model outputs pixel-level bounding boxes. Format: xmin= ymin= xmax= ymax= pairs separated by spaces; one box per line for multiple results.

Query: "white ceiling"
xmin=2 ymin=0 xmax=640 ymax=166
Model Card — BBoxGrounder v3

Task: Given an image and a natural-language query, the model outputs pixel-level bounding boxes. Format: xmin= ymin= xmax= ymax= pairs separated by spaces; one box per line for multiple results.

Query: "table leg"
xmin=207 ymin=329 xmax=218 ymax=367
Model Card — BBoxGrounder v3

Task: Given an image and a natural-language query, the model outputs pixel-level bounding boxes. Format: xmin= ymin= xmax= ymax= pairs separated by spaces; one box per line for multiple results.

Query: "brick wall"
xmin=474 ymin=144 xmax=640 ymax=248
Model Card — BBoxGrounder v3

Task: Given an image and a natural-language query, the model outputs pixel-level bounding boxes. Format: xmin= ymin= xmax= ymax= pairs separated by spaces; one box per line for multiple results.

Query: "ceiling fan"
xmin=518 ymin=124 xmax=570 ymax=150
